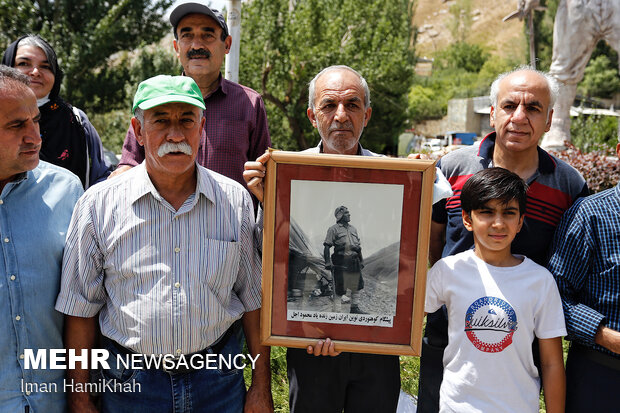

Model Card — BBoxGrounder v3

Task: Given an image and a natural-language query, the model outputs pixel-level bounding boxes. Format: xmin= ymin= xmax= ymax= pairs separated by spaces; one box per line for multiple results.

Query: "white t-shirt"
xmin=425 ymin=250 xmax=566 ymax=413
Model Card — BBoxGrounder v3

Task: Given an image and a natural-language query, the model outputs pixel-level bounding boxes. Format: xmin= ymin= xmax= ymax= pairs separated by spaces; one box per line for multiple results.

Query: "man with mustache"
xmin=0 ymin=66 xmax=82 ymax=412
xmin=56 ymin=75 xmax=273 ymax=413
xmin=110 ymin=0 xmax=270 ymax=199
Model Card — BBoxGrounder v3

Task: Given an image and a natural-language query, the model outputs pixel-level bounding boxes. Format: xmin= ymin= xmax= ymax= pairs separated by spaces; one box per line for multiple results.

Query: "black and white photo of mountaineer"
xmin=286 ymin=180 xmax=404 ymax=326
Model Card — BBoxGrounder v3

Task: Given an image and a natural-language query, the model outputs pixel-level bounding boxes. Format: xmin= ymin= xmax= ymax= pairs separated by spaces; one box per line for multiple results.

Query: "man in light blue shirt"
xmin=0 ymin=66 xmax=83 ymax=412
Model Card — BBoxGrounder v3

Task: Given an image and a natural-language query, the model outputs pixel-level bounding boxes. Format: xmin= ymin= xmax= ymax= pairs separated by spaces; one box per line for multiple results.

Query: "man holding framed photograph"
xmin=244 ymin=65 xmax=401 ymax=413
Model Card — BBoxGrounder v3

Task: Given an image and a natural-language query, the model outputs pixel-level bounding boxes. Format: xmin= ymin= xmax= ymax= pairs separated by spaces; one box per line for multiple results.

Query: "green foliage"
xmin=238 ymin=0 xmax=414 ymax=153
xmin=570 ymin=114 xmax=619 ymax=153
xmin=408 ymin=50 xmax=515 ymax=123
xmin=400 ymin=355 xmax=420 ymax=398
xmin=89 ymin=109 xmax=132 ymax=154
xmin=531 ymin=0 xmax=557 ymax=70
xmin=578 ymin=55 xmax=620 ymax=99
xmin=434 ymin=42 xmax=489 ymax=73
xmin=408 ymin=84 xmax=445 ymax=122
xmin=0 ymin=0 xmax=174 ymax=111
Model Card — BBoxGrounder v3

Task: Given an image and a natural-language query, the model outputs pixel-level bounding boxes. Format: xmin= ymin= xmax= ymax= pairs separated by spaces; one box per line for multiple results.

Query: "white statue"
xmin=542 ymin=0 xmax=620 ymax=148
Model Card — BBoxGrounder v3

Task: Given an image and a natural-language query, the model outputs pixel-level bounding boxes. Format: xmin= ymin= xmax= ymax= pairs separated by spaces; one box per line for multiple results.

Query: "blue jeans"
xmin=100 ymin=336 xmax=246 ymax=413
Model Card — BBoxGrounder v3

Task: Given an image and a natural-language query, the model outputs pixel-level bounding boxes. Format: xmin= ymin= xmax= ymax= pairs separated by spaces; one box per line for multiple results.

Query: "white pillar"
xmin=225 ymin=0 xmax=242 ymax=83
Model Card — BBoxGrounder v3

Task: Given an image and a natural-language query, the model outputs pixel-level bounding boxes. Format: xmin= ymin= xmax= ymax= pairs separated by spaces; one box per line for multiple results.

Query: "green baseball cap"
xmin=132 ymin=75 xmax=205 ymax=113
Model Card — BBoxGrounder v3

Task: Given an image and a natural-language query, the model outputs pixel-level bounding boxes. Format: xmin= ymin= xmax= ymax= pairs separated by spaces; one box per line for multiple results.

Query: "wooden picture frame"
xmin=260 ymin=150 xmax=435 ymax=356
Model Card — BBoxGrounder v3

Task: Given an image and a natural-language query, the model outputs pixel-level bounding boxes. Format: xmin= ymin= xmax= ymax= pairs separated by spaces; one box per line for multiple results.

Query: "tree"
xmin=239 ymin=0 xmax=415 ymax=153
xmin=434 ymin=41 xmax=489 ymax=73
xmin=578 ymin=54 xmax=620 ymax=99
xmin=0 ymin=0 xmax=174 ymax=111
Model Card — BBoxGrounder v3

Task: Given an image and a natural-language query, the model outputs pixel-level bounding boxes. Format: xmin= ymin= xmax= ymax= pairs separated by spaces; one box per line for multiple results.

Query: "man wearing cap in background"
xmin=56 ymin=75 xmax=272 ymax=413
xmin=110 ymin=0 xmax=271 ymax=200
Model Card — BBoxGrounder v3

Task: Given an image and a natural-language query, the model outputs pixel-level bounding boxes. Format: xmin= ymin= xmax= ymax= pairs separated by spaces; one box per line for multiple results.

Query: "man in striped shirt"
xmin=417 ymin=66 xmax=588 ymax=413
xmin=56 ymin=75 xmax=272 ymax=413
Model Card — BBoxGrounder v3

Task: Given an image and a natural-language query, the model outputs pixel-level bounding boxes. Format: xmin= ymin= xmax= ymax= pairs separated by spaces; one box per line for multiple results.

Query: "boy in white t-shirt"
xmin=425 ymin=167 xmax=566 ymax=413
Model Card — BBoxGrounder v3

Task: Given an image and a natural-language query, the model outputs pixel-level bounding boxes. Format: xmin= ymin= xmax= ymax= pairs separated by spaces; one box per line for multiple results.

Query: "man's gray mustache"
xmin=328 ymin=121 xmax=353 ymax=132
xmin=158 ymin=142 xmax=193 ymax=157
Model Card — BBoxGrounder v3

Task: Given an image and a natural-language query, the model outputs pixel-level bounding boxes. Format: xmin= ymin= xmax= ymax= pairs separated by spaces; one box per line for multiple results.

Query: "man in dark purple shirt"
xmin=110 ymin=1 xmax=270 ymax=190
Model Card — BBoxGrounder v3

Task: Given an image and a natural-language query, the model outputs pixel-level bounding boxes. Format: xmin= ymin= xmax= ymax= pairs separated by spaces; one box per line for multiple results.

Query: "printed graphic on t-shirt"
xmin=464 ymin=296 xmax=518 ymax=353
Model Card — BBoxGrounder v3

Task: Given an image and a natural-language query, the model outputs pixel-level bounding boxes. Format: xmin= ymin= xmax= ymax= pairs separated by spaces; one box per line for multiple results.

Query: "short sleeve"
xmin=425 ymin=260 xmax=446 ymax=313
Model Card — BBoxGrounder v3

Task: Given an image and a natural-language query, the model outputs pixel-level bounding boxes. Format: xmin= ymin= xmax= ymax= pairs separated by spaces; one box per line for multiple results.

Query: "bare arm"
xmin=243 ymin=152 xmax=271 ymax=203
xmin=539 ymin=337 xmax=566 ymax=413
xmin=242 ymin=309 xmax=274 ymax=413
xmin=429 ymin=220 xmax=446 ymax=266
xmin=64 ymin=315 xmax=99 ymax=413
xmin=595 ymin=325 xmax=620 ymax=354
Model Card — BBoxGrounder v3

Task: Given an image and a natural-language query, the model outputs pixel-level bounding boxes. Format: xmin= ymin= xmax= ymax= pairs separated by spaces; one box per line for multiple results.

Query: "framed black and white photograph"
xmin=260 ymin=150 xmax=435 ymax=356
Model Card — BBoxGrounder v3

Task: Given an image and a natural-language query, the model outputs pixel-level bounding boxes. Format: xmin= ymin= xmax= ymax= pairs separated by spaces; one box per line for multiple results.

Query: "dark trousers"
xmin=416 ymin=309 xmax=448 ymax=413
xmin=287 ymin=348 xmax=400 ymax=413
xmin=566 ymin=343 xmax=620 ymax=413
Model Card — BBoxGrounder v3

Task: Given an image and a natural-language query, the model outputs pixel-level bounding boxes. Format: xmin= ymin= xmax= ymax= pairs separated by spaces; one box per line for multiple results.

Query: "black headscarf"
xmin=2 ymin=35 xmax=63 ymax=100
xmin=2 ymin=35 xmax=88 ymax=188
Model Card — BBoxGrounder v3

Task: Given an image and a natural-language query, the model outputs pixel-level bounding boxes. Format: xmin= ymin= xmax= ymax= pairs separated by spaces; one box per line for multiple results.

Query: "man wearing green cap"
xmin=56 ymin=75 xmax=273 ymax=413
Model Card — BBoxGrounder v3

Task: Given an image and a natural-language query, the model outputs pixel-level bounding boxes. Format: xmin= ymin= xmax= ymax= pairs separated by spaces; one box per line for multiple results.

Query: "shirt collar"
xmin=128 ymin=163 xmax=215 ymax=206
xmin=478 ymin=131 xmax=556 ymax=174
xmin=203 ymin=73 xmax=227 ymax=99
xmin=179 ymin=71 xmax=226 ymax=99
xmin=0 ymin=171 xmax=29 ymax=197
xmin=317 ymin=141 xmax=364 ymax=156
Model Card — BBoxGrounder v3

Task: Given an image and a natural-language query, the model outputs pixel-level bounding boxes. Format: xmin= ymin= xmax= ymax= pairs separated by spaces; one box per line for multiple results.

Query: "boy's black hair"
xmin=460 ymin=167 xmax=528 ymax=214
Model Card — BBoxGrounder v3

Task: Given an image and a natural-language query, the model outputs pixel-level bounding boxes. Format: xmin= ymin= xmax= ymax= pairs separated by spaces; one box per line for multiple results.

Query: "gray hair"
xmin=489 ymin=65 xmax=559 ymax=118
xmin=0 ymin=65 xmax=31 ymax=95
xmin=308 ymin=65 xmax=371 ymax=110
xmin=134 ymin=107 xmax=145 ymax=125
xmin=133 ymin=106 xmax=203 ymax=125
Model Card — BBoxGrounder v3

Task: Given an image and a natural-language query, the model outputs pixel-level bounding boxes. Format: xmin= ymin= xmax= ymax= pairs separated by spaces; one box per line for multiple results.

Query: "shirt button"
xmin=174 ymin=282 xmax=181 ymax=288
xmin=15 ymin=315 xmax=21 ymax=321
xmin=3 ymin=238 xmax=9 ymax=243
xmin=19 ymin=354 xmax=24 ymax=359
xmin=10 ymin=275 xmax=15 ymax=281
xmin=25 ymin=390 xmax=31 ymax=396
xmin=0 ymin=199 xmax=3 ymax=204
xmin=176 ymin=349 xmax=182 ymax=355
xmin=174 ymin=247 xmax=180 ymax=253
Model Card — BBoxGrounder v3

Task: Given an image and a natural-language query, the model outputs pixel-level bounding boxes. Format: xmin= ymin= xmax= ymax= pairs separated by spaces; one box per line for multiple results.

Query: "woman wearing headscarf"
xmin=2 ymin=34 xmax=111 ymax=188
